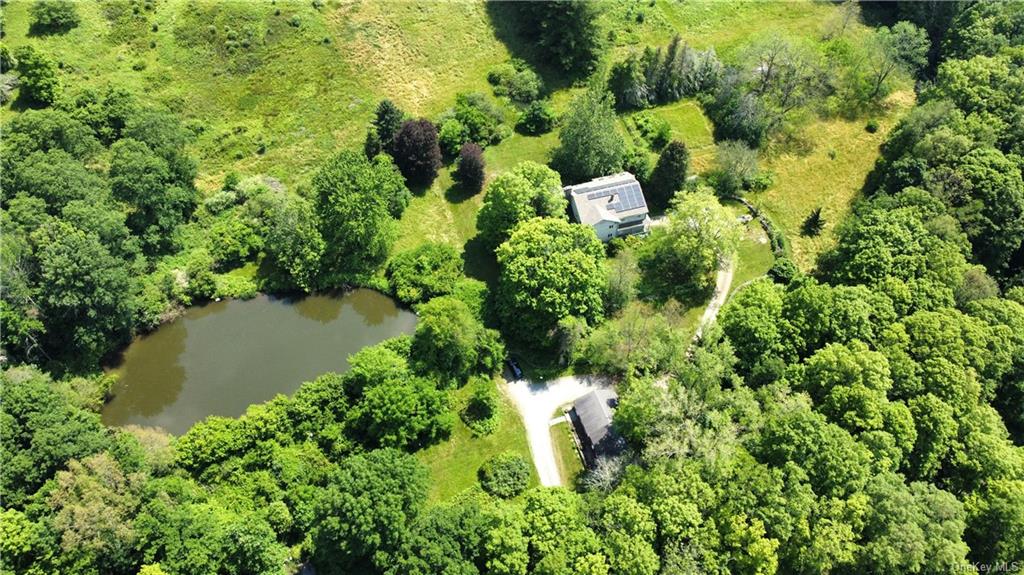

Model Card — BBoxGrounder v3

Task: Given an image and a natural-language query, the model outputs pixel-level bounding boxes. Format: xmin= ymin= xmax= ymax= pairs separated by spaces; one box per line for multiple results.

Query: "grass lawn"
xmin=724 ymin=201 xmax=775 ymax=294
xmin=416 ymin=380 xmax=535 ymax=503
xmin=634 ymin=100 xmax=717 ymax=172
xmin=751 ymin=90 xmax=915 ymax=270
xmin=550 ymin=420 xmax=585 ymax=488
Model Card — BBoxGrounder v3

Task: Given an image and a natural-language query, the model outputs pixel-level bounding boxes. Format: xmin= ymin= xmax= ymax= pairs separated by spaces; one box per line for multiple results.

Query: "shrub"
xmin=14 ymin=45 xmax=61 ymax=105
xmin=487 ymin=63 xmax=517 ymax=88
xmin=453 ymin=142 xmax=486 ymax=194
xmin=207 ymin=211 xmax=262 ymax=270
xmin=185 ymin=249 xmax=217 ymax=302
xmin=506 ymin=68 xmax=543 ymax=103
xmin=865 ymin=119 xmax=879 ymax=133
xmin=479 ymin=452 xmax=531 ymax=498
xmin=623 ymin=143 xmax=652 ymax=183
xmin=438 ymin=118 xmax=470 ymax=158
xmin=29 ymin=0 xmax=80 ymax=34
xmin=768 ymin=257 xmax=799 ymax=284
xmin=517 ymin=101 xmax=556 ymax=135
xmin=633 ymin=112 xmax=671 ymax=149
xmin=461 ymin=376 xmax=499 ymax=436
xmin=392 ymin=119 xmax=442 ymax=186
xmin=710 ymin=140 xmax=759 ymax=196
xmin=387 ymin=242 xmax=463 ymax=304
xmin=450 ymin=93 xmax=506 ymax=145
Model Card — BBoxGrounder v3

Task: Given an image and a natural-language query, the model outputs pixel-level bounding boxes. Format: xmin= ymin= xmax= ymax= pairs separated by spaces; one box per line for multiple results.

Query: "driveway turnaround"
xmin=506 ymin=374 xmax=613 ymax=487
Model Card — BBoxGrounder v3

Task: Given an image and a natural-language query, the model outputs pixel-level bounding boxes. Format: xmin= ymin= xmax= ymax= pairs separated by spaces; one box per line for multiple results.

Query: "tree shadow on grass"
xmin=483 ymin=1 xmax=578 ymax=93
xmin=444 ymin=181 xmax=481 ymax=204
xmin=407 ymin=180 xmax=433 ymax=197
xmin=462 ymin=235 xmax=499 ymax=287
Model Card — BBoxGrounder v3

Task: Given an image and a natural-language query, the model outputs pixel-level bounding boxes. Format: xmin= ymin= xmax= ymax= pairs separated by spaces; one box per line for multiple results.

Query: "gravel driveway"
xmin=505 ymin=374 xmax=613 ymax=487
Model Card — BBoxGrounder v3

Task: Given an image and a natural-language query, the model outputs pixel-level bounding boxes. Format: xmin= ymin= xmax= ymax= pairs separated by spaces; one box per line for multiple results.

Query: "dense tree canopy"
xmin=314 ymin=150 xmax=405 ymax=280
xmin=496 ymin=218 xmax=605 ymax=347
xmin=477 ymin=161 xmax=566 ymax=249
xmin=552 ymin=87 xmax=626 ymax=184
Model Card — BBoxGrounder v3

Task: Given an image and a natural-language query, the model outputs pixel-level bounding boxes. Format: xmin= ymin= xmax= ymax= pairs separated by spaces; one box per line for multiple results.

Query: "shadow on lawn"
xmin=483 ymin=2 xmax=579 ymax=93
xmin=444 ymin=181 xmax=481 ymax=204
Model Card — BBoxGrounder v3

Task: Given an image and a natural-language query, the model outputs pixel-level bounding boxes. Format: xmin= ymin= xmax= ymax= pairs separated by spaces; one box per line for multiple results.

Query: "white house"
xmin=565 ymin=172 xmax=651 ymax=242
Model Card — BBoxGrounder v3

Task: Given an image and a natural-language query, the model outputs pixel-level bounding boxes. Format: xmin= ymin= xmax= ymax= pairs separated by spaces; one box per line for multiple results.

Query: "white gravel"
xmin=505 ymin=374 xmax=613 ymax=487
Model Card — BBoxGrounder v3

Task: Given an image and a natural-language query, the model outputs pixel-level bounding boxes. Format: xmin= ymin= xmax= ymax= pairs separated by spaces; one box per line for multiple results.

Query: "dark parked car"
xmin=506 ymin=357 xmax=524 ymax=380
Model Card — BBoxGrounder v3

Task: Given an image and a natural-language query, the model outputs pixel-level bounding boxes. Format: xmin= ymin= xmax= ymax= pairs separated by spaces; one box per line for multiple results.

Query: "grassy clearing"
xmin=622 ymin=99 xmax=716 ymax=173
xmin=417 ymin=380 xmax=534 ymax=503
xmin=550 ymin=420 xmax=585 ymax=488
xmin=724 ymin=201 xmax=775 ymax=292
xmin=623 ymin=1 xmax=843 ymax=59
xmin=751 ymin=91 xmax=915 ymax=270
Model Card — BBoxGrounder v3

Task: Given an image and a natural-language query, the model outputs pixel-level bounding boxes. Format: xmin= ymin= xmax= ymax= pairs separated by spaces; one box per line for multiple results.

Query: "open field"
xmin=752 ymin=91 xmax=915 ymax=270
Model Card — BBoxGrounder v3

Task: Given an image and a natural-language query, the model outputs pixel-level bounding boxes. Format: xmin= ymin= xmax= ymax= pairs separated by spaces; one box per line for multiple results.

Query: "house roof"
xmin=565 ymin=172 xmax=649 ymax=226
xmin=572 ymin=389 xmax=619 ymax=449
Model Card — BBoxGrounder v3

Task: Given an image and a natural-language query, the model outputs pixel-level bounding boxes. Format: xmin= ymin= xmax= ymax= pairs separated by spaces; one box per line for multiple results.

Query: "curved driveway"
xmin=505 ymin=375 xmax=612 ymax=486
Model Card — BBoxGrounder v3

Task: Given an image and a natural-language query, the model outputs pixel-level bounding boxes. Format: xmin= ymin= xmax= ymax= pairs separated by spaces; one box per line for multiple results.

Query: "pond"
xmin=101 ymin=289 xmax=417 ymax=435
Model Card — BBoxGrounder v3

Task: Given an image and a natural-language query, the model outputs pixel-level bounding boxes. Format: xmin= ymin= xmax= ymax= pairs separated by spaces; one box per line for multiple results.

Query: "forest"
xmin=1 ymin=0 xmax=1023 ymax=574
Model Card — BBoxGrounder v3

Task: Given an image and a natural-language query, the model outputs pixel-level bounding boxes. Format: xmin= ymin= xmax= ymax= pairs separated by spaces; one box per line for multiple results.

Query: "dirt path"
xmin=505 ymin=375 xmax=613 ymax=487
xmin=694 ymin=256 xmax=736 ymax=342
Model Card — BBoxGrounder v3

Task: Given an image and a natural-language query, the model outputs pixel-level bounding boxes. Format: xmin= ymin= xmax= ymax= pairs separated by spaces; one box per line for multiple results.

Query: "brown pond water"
xmin=101 ymin=289 xmax=417 ymax=435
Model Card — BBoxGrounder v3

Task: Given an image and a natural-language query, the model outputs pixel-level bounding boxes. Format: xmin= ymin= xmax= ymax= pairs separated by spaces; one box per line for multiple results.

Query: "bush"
xmin=623 ymin=143 xmax=652 ymax=183
xmin=632 ymin=112 xmax=671 ymax=149
xmin=29 ymin=0 xmax=80 ymax=34
xmin=710 ymin=140 xmax=759 ymax=196
xmin=453 ymin=142 xmax=486 ymax=194
xmin=450 ymin=93 xmax=506 ymax=145
xmin=461 ymin=376 xmax=499 ymax=436
xmin=487 ymin=63 xmax=517 ymax=88
xmin=14 ymin=45 xmax=61 ymax=105
xmin=438 ymin=118 xmax=470 ymax=158
xmin=488 ymin=61 xmax=543 ymax=103
xmin=768 ymin=257 xmax=799 ymax=284
xmin=517 ymin=100 xmax=555 ymax=136
xmin=479 ymin=452 xmax=531 ymax=498
xmin=206 ymin=211 xmax=262 ymax=270
xmin=386 ymin=242 xmax=463 ymax=304
xmin=865 ymin=119 xmax=879 ymax=133
xmin=506 ymin=68 xmax=543 ymax=103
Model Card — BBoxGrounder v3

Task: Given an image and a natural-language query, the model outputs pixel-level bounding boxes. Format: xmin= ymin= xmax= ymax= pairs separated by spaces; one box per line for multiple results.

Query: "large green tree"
xmin=314 ymin=150 xmax=403 ymax=280
xmin=476 ymin=161 xmax=566 ymax=249
xmin=410 ymin=296 xmax=504 ymax=385
xmin=552 ymin=87 xmax=626 ymax=184
xmin=638 ymin=189 xmax=741 ymax=302
xmin=496 ymin=218 xmax=605 ymax=347
xmin=510 ymin=1 xmax=605 ymax=75
xmin=30 ymin=221 xmax=136 ymax=369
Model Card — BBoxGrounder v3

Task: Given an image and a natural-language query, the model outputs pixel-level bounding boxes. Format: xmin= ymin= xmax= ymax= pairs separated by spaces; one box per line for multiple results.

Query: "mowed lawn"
xmin=551 ymin=421 xmax=585 ymax=488
xmin=417 ymin=381 xmax=535 ymax=502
